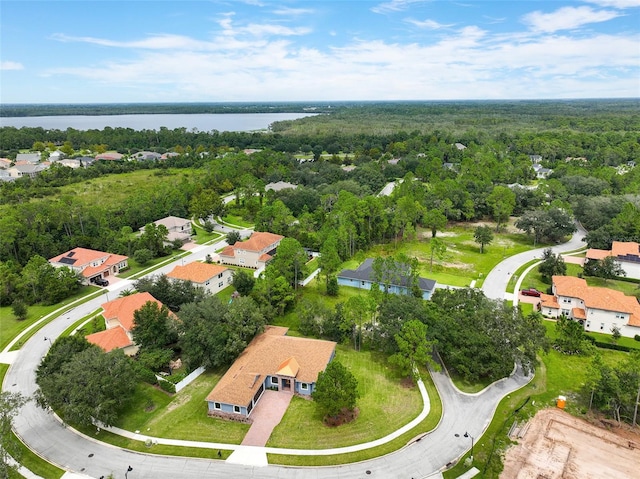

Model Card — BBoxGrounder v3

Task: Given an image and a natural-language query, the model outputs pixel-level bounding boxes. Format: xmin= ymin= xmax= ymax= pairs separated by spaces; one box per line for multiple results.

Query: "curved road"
xmin=4 ymin=225 xmax=587 ymax=479
xmin=482 ymin=222 xmax=587 ymax=300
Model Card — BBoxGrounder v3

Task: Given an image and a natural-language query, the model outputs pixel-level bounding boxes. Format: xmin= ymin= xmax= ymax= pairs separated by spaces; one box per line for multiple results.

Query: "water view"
xmin=0 ymin=112 xmax=316 ymax=132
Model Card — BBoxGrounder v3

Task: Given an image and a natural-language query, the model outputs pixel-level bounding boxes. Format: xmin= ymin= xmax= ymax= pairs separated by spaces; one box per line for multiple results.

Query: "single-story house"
xmin=454 ymin=142 xmax=467 ymax=150
xmin=131 ymin=151 xmax=162 ymax=161
xmin=586 ymin=241 xmax=640 ymax=280
xmin=15 ymin=152 xmax=41 ymax=163
xmin=49 ymin=247 xmax=128 ymax=284
xmin=7 ymin=163 xmax=48 ymax=178
xmin=540 ymin=275 xmax=640 ymax=339
xmin=166 ymin=262 xmax=232 ymax=295
xmin=205 ymin=326 xmax=336 ymax=420
xmin=85 ymin=292 xmax=166 ymax=355
xmin=337 ymin=258 xmax=437 ymax=300
xmin=0 ymin=170 xmax=13 ymax=182
xmin=219 ymin=231 xmax=284 ymax=269
xmin=141 ymin=216 xmax=192 ymax=244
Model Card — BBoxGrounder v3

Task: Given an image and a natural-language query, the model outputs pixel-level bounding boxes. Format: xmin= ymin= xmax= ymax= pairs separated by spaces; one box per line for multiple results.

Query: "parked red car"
xmin=521 ymin=288 xmax=541 ymax=297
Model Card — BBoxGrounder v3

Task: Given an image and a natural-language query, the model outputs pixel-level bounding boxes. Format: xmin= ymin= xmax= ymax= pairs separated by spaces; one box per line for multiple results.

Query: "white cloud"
xmin=522 ymin=6 xmax=621 ymax=33
xmin=272 ymin=7 xmax=315 ymax=16
xmin=52 ymin=33 xmax=215 ymax=50
xmin=405 ymin=18 xmax=454 ymax=29
xmin=44 ymin=23 xmax=640 ymax=102
xmin=372 ymin=0 xmax=426 ymax=14
xmin=1 ymin=61 xmax=24 ymax=71
xmin=583 ymin=0 xmax=640 ymax=8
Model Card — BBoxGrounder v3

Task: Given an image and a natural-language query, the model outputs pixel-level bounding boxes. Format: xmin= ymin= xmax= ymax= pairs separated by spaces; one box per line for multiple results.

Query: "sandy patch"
xmin=501 ymin=408 xmax=640 ymax=479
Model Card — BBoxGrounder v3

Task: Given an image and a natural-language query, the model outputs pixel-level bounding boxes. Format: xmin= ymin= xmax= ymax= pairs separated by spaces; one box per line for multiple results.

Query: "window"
xmin=272 ymin=377 xmax=278 ymax=385
xmin=562 ymin=298 xmax=571 ymax=304
xmin=214 ymin=402 xmax=221 ymax=410
xmin=239 ymin=258 xmax=245 ymax=264
xmin=218 ymin=273 xmax=223 ymax=278
xmin=300 ymin=383 xmax=308 ymax=391
xmin=205 ymin=280 xmax=210 ymax=286
xmin=562 ymin=309 xmax=570 ymax=316
xmin=218 ymin=282 xmax=224 ymax=288
xmin=227 ymin=277 xmax=233 ymax=284
xmin=615 ymin=313 xmax=626 ymax=320
xmin=600 ymin=323 xmax=605 ymax=330
xmin=586 ymin=321 xmax=590 ymax=328
xmin=233 ymin=405 xmax=240 ymax=414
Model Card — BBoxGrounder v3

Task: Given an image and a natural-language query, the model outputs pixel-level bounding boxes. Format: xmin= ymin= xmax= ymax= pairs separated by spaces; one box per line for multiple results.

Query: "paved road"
xmin=5 ymin=225 xmax=550 ymax=479
xmin=482 ymin=222 xmax=587 ymax=300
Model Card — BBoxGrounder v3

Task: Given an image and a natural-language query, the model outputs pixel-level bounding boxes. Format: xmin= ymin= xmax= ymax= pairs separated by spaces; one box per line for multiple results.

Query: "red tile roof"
xmin=586 ymin=242 xmax=640 ymax=261
xmin=86 ymin=326 xmax=132 ymax=352
xmin=49 ymin=247 xmax=128 ymax=278
xmin=572 ymin=307 xmax=586 ymax=320
xmin=552 ymin=276 xmax=640 ymax=327
xmin=206 ymin=326 xmax=335 ymax=407
xmin=101 ymin=292 xmax=164 ymax=331
xmin=166 ymin=262 xmax=229 ymax=283
xmin=540 ymin=293 xmax=559 ymax=309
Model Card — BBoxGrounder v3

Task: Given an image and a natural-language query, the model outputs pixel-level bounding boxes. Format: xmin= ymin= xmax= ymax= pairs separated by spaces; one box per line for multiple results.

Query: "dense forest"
xmin=1 ymin=100 xmax=639 ymax=298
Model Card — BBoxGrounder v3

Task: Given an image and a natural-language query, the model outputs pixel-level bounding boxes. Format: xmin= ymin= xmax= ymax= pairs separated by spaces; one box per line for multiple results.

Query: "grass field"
xmin=366 ymin=224 xmax=539 ymax=288
xmin=56 ymin=168 xmax=202 ymax=210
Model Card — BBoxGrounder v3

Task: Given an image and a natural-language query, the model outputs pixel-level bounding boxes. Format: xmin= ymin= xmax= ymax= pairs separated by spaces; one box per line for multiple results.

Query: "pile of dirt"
xmin=323 ymin=407 xmax=360 ymax=427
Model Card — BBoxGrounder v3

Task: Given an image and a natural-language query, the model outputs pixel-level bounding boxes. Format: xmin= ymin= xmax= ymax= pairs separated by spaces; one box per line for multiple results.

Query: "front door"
xmin=281 ymin=378 xmax=291 ymax=391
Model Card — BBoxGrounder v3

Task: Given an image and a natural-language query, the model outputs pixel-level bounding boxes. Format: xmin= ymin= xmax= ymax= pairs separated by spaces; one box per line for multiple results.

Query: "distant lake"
xmin=0 ymin=113 xmax=316 ymax=132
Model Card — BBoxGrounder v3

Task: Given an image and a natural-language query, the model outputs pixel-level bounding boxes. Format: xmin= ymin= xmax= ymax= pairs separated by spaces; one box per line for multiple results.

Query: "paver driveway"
xmin=241 ymin=390 xmax=293 ymax=446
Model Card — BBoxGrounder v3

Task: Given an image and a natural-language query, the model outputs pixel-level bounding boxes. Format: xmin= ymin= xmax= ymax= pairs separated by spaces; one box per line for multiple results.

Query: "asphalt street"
xmin=4 ymin=221 xmax=586 ymax=479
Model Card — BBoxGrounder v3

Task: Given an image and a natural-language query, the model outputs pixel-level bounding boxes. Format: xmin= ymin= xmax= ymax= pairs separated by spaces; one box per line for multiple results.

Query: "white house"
xmin=586 ymin=241 xmax=640 ymax=280
xmin=166 ymin=262 xmax=233 ymax=295
xmin=141 ymin=216 xmax=193 ymax=244
xmin=540 ymin=275 xmax=640 ymax=339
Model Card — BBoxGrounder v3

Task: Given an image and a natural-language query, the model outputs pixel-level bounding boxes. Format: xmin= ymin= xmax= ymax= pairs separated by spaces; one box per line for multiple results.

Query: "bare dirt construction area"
xmin=501 ymin=408 xmax=640 ymax=479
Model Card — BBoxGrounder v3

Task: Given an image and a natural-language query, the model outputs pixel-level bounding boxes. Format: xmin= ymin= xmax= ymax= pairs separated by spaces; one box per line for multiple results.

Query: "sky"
xmin=1 ymin=0 xmax=639 ymax=103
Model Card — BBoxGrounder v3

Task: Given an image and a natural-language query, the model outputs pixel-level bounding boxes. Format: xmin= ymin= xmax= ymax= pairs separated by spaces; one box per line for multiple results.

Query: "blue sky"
xmin=1 ymin=0 xmax=639 ymax=103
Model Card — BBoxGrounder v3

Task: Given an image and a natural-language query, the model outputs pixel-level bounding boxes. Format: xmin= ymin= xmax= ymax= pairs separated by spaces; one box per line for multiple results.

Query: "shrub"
xmin=594 ymin=341 xmax=631 ymax=352
xmin=135 ymin=366 xmax=158 ymax=385
xmin=158 ymin=378 xmax=176 ymax=394
xmin=11 ymin=299 xmax=28 ymax=321
xmin=133 ymin=248 xmax=153 ymax=265
xmin=326 ymin=276 xmax=339 ymax=296
xmin=635 ymin=334 xmax=640 ymax=342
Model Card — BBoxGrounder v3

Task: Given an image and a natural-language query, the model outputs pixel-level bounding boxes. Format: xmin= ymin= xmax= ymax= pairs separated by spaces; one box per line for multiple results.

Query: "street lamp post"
xmin=44 ymin=337 xmax=52 ymax=346
xmin=464 ymin=432 xmax=474 ymax=460
xmin=125 ymin=465 xmax=132 ymax=479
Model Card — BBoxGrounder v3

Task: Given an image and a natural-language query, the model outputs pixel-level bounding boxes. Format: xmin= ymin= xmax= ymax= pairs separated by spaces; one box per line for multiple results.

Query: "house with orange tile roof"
xmin=219 ymin=231 xmax=284 ymax=269
xmin=85 ymin=291 xmax=167 ymax=355
xmin=540 ymin=275 xmax=640 ymax=338
xmin=49 ymin=247 xmax=128 ymax=284
xmin=205 ymin=326 xmax=336 ymax=420
xmin=586 ymin=241 xmax=640 ymax=280
xmin=166 ymin=262 xmax=232 ymax=295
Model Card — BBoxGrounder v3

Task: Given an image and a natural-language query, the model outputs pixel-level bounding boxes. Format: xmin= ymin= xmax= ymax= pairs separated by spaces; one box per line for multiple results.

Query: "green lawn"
xmin=118 ymin=249 xmax=186 ymax=279
xmin=268 ymin=365 xmax=442 ymax=466
xmin=267 ymin=346 xmax=423 ymax=449
xmin=191 ymin=223 xmax=223 ymax=244
xmin=221 ymin=214 xmax=253 ymax=228
xmin=112 ymin=370 xmax=250 ymax=443
xmin=0 ymin=286 xmax=101 ymax=351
